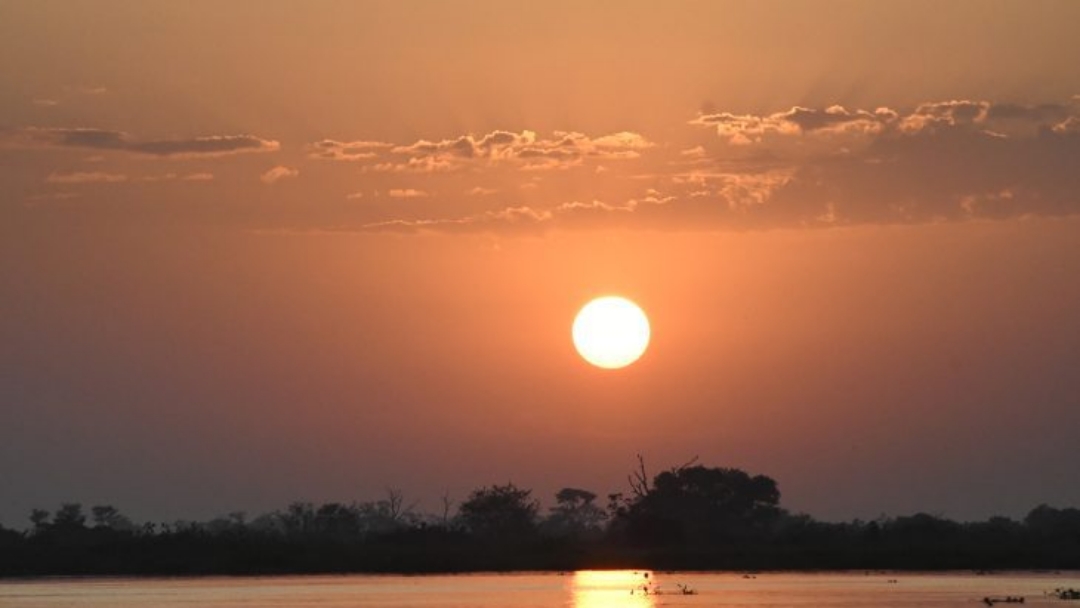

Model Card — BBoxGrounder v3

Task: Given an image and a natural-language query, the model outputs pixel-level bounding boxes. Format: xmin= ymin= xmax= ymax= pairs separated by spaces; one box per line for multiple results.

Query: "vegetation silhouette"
xmin=2 ymin=458 xmax=1079 ymax=576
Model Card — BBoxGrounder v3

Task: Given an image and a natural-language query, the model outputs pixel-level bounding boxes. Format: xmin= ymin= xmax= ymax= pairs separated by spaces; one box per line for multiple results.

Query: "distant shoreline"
xmin=2 ymin=568 xmax=1079 ymax=581
xmin=5 ymin=471 xmax=1077 ymax=578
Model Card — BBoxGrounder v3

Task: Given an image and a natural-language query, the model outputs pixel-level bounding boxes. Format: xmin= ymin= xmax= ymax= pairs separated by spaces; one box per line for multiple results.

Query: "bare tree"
xmin=386 ymin=487 xmax=403 ymax=521
xmin=439 ymin=491 xmax=455 ymax=527
xmin=629 ymin=454 xmax=651 ymax=499
xmin=383 ymin=487 xmax=418 ymax=523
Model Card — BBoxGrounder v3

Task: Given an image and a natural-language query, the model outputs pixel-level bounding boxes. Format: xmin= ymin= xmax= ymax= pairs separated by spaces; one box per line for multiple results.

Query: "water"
xmin=1 ymin=571 xmax=1077 ymax=607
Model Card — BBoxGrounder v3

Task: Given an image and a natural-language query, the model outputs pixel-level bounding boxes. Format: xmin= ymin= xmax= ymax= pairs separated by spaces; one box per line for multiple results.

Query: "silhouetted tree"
xmin=887 ymin=512 xmax=962 ymax=547
xmin=4 ymin=465 xmax=1080 ymax=576
xmin=313 ymin=503 xmax=360 ymax=539
xmin=278 ymin=502 xmax=315 ymax=537
xmin=1025 ymin=504 xmax=1080 ymax=540
xmin=544 ymin=488 xmax=607 ymax=539
xmin=53 ymin=503 xmax=87 ymax=530
xmin=0 ymin=522 xmax=20 ymax=543
xmin=458 ymin=483 xmax=538 ymax=539
xmin=29 ymin=508 xmax=51 ymax=532
xmin=354 ymin=488 xmax=419 ymax=536
xmin=203 ymin=511 xmax=250 ymax=536
xmin=619 ymin=462 xmax=782 ymax=545
xmin=90 ymin=505 xmax=133 ymax=531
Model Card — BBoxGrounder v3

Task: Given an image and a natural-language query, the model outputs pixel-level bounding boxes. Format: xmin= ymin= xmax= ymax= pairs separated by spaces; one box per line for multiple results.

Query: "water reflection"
xmin=571 ymin=570 xmax=656 ymax=608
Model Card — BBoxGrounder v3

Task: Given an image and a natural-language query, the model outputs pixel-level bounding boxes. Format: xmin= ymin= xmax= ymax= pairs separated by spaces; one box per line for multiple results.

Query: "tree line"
xmin=2 ymin=457 xmax=1079 ymax=575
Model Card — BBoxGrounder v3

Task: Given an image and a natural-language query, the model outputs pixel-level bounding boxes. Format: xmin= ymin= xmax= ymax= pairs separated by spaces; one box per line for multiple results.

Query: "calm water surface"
xmin=1 ymin=571 xmax=1078 ymax=607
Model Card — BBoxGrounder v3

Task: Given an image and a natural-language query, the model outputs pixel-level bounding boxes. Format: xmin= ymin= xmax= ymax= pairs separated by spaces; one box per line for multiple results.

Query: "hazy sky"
xmin=2 ymin=0 xmax=1080 ymax=527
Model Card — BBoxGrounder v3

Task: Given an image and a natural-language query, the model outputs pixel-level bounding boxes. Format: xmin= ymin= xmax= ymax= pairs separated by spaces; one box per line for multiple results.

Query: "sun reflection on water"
xmin=571 ymin=570 xmax=656 ymax=608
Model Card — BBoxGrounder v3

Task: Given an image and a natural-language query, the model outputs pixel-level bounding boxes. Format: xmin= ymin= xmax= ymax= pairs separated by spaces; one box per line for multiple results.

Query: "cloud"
xmin=46 ymin=171 xmax=128 ymax=184
xmin=364 ymin=205 xmax=554 ymax=234
xmin=690 ymin=105 xmax=894 ymax=146
xmin=365 ymin=97 xmax=1080 ymax=234
xmin=261 ymin=166 xmax=299 ymax=184
xmin=691 ymin=99 xmax=1079 ymax=145
xmin=131 ymin=135 xmax=280 ymax=158
xmin=32 ymin=99 xmax=59 ymax=107
xmin=371 ymin=156 xmax=457 ymax=174
xmin=1052 ymin=116 xmax=1080 ymax=134
xmin=43 ymin=171 xmax=217 ymax=185
xmin=466 ymin=186 xmax=497 ymax=196
xmin=680 ymin=145 xmax=706 ymax=157
xmin=313 ymin=129 xmax=653 ymax=173
xmin=387 ymin=188 xmax=429 ymax=198
xmin=985 ymin=102 xmax=1071 ymax=123
xmin=684 ymin=97 xmax=1080 ymax=225
xmin=363 ymin=195 xmax=669 ymax=235
xmin=896 ymin=100 xmax=989 ymax=132
xmin=139 ymin=172 xmax=216 ymax=182
xmin=25 ymin=191 xmax=81 ymax=204
xmin=307 ymin=139 xmax=392 ymax=161
xmin=683 ymin=171 xmax=794 ymax=210
xmin=7 ymin=128 xmax=280 ymax=158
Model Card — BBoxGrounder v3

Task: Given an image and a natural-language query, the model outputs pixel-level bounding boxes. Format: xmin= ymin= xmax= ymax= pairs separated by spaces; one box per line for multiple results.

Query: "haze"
xmin=2 ymin=0 xmax=1079 ymax=527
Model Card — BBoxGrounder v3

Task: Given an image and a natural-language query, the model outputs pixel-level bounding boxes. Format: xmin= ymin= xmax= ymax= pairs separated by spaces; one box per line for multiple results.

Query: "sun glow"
xmin=572 ymin=296 xmax=651 ymax=369
xmin=571 ymin=570 xmax=656 ymax=608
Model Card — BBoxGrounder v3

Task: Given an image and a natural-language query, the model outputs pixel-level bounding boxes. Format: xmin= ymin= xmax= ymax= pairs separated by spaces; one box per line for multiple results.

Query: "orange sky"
xmin=2 ymin=0 xmax=1079 ymax=525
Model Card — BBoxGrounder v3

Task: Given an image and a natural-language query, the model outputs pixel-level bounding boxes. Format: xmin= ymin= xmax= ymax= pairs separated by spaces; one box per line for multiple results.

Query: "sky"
xmin=2 ymin=0 xmax=1080 ymax=527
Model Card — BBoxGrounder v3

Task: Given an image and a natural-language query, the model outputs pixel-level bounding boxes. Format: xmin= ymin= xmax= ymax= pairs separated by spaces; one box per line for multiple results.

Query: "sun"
xmin=572 ymin=296 xmax=651 ymax=369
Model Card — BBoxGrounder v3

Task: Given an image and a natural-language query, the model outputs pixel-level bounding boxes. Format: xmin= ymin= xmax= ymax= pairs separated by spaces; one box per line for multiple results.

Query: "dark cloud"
xmin=52 ymin=128 xmax=128 ymax=149
xmin=985 ymin=102 xmax=1071 ymax=122
xmin=129 ymin=136 xmax=278 ymax=157
xmin=9 ymin=128 xmax=280 ymax=157
xmin=676 ymin=98 xmax=1080 ymax=226
xmin=766 ymin=122 xmax=1080 ymax=224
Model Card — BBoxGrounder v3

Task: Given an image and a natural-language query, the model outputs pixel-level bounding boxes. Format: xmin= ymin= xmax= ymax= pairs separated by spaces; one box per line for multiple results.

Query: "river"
xmin=1 ymin=570 xmax=1077 ymax=607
